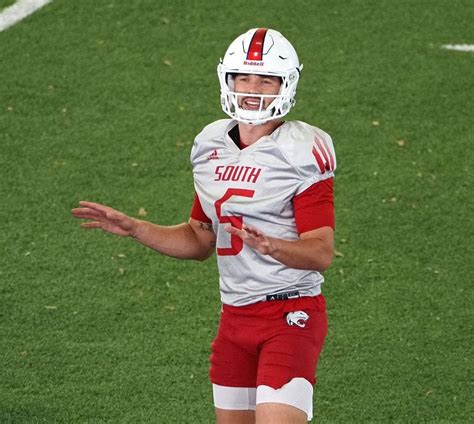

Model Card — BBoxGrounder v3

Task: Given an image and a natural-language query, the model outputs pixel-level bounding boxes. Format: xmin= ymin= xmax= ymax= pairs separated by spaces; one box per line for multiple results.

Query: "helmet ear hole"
xmin=289 ymin=70 xmax=298 ymax=83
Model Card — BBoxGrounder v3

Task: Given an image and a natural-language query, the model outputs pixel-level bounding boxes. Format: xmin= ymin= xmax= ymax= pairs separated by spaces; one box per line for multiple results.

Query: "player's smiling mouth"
xmin=241 ymin=97 xmax=263 ymax=110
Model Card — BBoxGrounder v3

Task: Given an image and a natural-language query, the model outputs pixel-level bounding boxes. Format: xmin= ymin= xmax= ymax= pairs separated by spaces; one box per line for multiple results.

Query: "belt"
xmin=266 ymin=290 xmax=300 ymax=301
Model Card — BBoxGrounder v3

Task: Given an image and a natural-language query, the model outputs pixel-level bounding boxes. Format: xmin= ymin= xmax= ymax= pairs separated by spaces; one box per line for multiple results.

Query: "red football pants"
xmin=210 ymin=295 xmax=327 ymax=389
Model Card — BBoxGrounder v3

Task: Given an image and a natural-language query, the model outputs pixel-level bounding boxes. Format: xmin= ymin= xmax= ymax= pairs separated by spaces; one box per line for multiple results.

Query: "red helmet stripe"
xmin=246 ymin=28 xmax=268 ymax=61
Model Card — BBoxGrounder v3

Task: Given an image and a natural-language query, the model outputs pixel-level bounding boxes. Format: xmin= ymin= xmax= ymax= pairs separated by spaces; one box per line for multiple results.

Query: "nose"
xmin=246 ymin=77 xmax=260 ymax=92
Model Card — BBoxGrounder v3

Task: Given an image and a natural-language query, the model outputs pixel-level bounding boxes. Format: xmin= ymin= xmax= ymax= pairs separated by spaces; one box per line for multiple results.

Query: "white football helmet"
xmin=217 ymin=28 xmax=303 ymax=125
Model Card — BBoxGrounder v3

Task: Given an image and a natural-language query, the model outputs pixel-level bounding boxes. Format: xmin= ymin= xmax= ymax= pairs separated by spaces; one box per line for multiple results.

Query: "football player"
xmin=72 ymin=28 xmax=336 ymax=424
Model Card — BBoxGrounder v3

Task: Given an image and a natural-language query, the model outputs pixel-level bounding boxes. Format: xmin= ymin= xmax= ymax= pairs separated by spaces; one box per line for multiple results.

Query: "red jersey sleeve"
xmin=292 ymin=178 xmax=334 ymax=234
xmin=190 ymin=193 xmax=212 ymax=223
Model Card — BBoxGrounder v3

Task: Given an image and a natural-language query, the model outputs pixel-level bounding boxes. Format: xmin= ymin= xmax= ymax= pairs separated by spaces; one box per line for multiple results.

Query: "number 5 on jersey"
xmin=215 ymin=188 xmax=255 ymax=256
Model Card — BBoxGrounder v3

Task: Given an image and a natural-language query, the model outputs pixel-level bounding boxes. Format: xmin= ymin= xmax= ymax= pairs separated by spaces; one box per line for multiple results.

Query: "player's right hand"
xmin=71 ymin=201 xmax=138 ymax=237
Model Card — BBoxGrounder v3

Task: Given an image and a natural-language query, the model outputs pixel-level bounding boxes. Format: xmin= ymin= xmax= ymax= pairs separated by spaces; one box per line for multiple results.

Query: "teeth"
xmin=245 ymin=99 xmax=260 ymax=107
xmin=240 ymin=97 xmax=262 ymax=110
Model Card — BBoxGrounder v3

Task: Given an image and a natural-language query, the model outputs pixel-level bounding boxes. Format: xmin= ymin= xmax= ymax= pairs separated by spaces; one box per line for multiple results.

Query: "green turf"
xmin=0 ymin=0 xmax=15 ymax=11
xmin=0 ymin=0 xmax=473 ymax=422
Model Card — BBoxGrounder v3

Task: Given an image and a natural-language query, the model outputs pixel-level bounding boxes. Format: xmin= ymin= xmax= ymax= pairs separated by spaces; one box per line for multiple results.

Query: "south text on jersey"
xmin=214 ymin=165 xmax=262 ymax=183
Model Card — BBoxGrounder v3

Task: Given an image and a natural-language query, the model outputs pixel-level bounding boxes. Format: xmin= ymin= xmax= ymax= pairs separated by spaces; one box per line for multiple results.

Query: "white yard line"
xmin=0 ymin=0 xmax=53 ymax=32
xmin=441 ymin=44 xmax=474 ymax=52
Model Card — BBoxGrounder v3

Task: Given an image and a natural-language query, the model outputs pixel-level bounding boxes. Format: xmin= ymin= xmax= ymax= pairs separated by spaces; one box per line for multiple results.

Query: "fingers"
xmin=73 ymin=201 xmax=128 ymax=221
xmin=78 ymin=201 xmax=116 ymax=215
xmin=225 ymin=223 xmax=265 ymax=240
xmin=81 ymin=221 xmax=102 ymax=229
xmin=71 ymin=207 xmax=104 ymax=220
xmin=224 ymin=224 xmax=246 ymax=238
xmin=72 ymin=205 xmax=128 ymax=224
xmin=242 ymin=224 xmax=264 ymax=238
xmin=223 ymin=222 xmax=272 ymax=255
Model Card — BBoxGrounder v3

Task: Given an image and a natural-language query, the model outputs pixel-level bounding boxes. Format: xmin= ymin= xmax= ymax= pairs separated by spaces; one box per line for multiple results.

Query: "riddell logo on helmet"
xmin=243 ymin=61 xmax=265 ymax=66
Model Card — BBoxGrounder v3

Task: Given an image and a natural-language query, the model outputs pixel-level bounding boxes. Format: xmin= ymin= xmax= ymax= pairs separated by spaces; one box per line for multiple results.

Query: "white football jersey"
xmin=190 ymin=119 xmax=336 ymax=306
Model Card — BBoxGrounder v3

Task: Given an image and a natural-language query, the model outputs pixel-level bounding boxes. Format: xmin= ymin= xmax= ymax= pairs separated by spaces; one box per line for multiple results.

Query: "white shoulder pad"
xmin=274 ymin=121 xmax=336 ymax=182
xmin=190 ymin=119 xmax=233 ymax=165
xmin=194 ymin=119 xmax=232 ymax=145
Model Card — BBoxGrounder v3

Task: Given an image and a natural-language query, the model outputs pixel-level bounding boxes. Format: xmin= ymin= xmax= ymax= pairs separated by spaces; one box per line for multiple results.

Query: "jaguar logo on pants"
xmin=286 ymin=311 xmax=309 ymax=328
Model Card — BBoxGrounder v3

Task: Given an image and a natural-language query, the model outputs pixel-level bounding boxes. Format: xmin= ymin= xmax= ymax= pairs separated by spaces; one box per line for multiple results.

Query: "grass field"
xmin=1 ymin=0 xmax=473 ymax=422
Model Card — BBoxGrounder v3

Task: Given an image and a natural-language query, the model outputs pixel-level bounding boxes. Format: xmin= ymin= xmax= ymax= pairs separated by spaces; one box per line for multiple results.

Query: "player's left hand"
xmin=225 ymin=223 xmax=274 ymax=255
